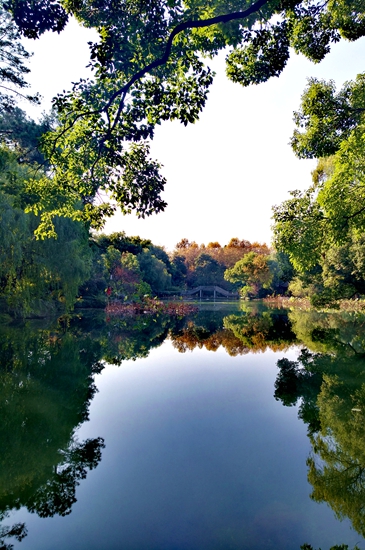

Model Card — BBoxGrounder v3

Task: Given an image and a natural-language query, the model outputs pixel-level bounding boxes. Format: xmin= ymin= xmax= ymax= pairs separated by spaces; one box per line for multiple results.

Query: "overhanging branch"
xmin=106 ymin=0 xmax=270 ymax=111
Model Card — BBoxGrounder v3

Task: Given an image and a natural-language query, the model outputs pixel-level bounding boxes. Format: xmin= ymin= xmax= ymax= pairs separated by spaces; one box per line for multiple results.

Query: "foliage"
xmin=4 ymin=0 xmax=364 ymax=234
xmin=170 ymin=254 xmax=187 ymax=287
xmin=0 ymin=107 xmax=54 ymax=165
xmin=106 ymin=297 xmax=198 ymax=317
xmin=274 ymin=308 xmax=365 ymax=537
xmin=273 ymin=178 xmax=365 ymax=306
xmin=137 ymin=248 xmax=172 ymax=292
xmin=171 ymin=237 xmax=271 ymax=292
xmin=0 ymin=3 xmax=40 ymax=112
xmin=0 ymin=144 xmax=91 ymax=316
xmin=268 ymin=251 xmax=295 ymax=295
xmin=93 ymin=231 xmax=152 ymax=255
xmin=5 ymin=0 xmax=68 ymax=38
xmin=81 ymin=231 xmax=181 ymax=306
xmin=190 ymin=253 xmax=226 ymax=288
xmin=291 ymin=74 xmax=365 ymax=159
xmin=224 ymin=251 xmax=273 ymax=298
xmin=273 ymin=72 xmax=365 ymax=307
xmin=101 ymin=246 xmax=151 ymax=301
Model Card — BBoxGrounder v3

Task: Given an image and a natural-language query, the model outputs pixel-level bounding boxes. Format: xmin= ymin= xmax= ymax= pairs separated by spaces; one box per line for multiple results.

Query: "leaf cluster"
xmin=6 ymin=0 xmax=363 ymax=234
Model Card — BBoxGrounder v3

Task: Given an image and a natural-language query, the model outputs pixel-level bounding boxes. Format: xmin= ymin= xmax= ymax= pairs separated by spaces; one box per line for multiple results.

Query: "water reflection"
xmin=170 ymin=304 xmax=297 ymax=354
xmin=0 ymin=321 xmax=105 ymax=547
xmin=1 ymin=305 xmax=365 ymax=548
xmin=274 ymin=309 xmax=365 ymax=541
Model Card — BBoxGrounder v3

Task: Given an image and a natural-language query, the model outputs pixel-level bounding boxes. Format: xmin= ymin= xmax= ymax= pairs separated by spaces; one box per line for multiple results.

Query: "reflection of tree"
xmin=0 ymin=308 xmax=183 ymax=541
xmin=103 ymin=313 xmax=171 ymax=364
xmin=171 ymin=323 xmax=248 ymax=356
xmin=224 ymin=311 xmax=297 ymax=353
xmin=288 ymin=309 xmax=365 ymax=355
xmin=0 ymin=321 xmax=106 ymax=545
xmin=274 ymin=312 xmax=365 ymax=538
xmin=170 ymin=307 xmax=297 ymax=355
xmin=28 ymin=437 xmax=105 ymax=518
xmin=301 ymin=544 xmax=360 ymax=550
xmin=274 ymin=350 xmax=322 ymax=435
xmin=308 ymin=360 xmax=365 ymax=538
xmin=0 ymin=512 xmax=27 ymax=550
xmin=0 ymin=325 xmax=103 ymax=508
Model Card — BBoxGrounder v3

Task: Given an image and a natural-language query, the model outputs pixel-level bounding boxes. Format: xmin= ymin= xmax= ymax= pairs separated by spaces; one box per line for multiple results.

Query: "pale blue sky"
xmin=23 ymin=20 xmax=365 ymax=250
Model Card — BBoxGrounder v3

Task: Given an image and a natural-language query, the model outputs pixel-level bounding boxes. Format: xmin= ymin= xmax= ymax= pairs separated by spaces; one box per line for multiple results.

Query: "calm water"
xmin=1 ymin=303 xmax=365 ymax=549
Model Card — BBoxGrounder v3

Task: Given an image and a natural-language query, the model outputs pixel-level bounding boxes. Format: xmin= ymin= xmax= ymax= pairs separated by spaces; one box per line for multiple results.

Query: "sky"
xmin=22 ymin=19 xmax=365 ymax=251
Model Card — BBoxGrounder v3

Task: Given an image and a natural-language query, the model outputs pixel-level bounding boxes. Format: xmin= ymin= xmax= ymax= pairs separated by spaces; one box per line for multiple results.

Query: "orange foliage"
xmin=172 ymin=237 xmax=271 ymax=271
xmin=170 ymin=320 xmax=290 ymax=355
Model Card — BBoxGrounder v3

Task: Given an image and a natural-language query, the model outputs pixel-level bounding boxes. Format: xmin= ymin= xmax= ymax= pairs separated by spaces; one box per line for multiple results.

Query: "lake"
xmin=1 ymin=302 xmax=365 ymax=550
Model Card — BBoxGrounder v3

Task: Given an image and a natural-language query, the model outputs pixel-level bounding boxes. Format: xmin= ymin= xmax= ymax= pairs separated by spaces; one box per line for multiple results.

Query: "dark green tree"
xmin=137 ymin=249 xmax=172 ymax=293
xmin=0 ymin=107 xmax=54 ymax=165
xmin=0 ymin=4 xmax=40 ymax=112
xmin=190 ymin=253 xmax=226 ymax=288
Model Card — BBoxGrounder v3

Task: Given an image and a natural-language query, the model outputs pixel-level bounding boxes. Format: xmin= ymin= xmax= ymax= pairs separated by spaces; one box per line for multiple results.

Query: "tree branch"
xmin=105 ymin=0 xmax=270 ymax=112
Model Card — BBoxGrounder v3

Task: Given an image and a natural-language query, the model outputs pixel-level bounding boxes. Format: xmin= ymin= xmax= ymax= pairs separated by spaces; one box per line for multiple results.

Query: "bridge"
xmin=182 ymin=285 xmax=239 ymax=300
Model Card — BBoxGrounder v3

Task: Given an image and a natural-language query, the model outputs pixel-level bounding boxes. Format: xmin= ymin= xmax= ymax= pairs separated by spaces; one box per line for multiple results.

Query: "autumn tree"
xmin=171 ymin=238 xmax=272 ymax=290
xmin=101 ymin=247 xmax=152 ymax=300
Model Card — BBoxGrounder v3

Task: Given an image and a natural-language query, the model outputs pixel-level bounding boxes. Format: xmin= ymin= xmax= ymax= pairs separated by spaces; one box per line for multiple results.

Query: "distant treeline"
xmin=75 ymin=233 xmax=294 ymax=309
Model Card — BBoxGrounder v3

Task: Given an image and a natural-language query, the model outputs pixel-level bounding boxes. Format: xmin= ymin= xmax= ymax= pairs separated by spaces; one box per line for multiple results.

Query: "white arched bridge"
xmin=182 ymin=285 xmax=239 ymax=299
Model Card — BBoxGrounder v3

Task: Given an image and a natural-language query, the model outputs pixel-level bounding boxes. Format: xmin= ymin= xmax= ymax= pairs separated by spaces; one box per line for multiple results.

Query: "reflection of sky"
xmin=10 ymin=342 xmax=363 ymax=550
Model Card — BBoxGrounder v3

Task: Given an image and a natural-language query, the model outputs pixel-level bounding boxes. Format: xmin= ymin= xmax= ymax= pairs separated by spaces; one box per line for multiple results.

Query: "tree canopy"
xmin=272 ymin=70 xmax=365 ymax=305
xmin=2 ymin=0 xmax=365 ymax=235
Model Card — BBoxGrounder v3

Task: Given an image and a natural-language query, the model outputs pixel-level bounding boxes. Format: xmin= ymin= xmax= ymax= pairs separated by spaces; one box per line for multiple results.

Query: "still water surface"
xmin=2 ymin=303 xmax=365 ymax=549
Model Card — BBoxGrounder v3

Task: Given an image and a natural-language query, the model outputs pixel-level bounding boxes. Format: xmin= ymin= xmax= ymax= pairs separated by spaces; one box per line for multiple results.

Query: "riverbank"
xmin=263 ymin=296 xmax=365 ymax=311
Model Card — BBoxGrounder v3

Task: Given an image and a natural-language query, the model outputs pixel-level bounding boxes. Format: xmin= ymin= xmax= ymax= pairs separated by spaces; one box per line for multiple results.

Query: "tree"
xmin=0 ymin=107 xmax=54 ymax=164
xmin=5 ymin=0 xmax=68 ymax=38
xmin=0 ymin=4 xmax=40 ymax=112
xmin=291 ymin=75 xmax=365 ymax=160
xmin=94 ymin=231 xmax=152 ymax=255
xmin=138 ymin=249 xmax=172 ymax=293
xmin=190 ymin=253 xmax=226 ymax=288
xmin=272 ymin=137 xmax=365 ymax=305
xmin=272 ymin=72 xmax=365 ymax=304
xmin=101 ymin=246 xmax=152 ymax=300
xmin=6 ymin=0 xmax=364 ymax=235
xmin=224 ymin=251 xmax=272 ymax=298
xmin=268 ymin=251 xmax=295 ymax=295
xmin=0 ymin=143 xmax=91 ymax=316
